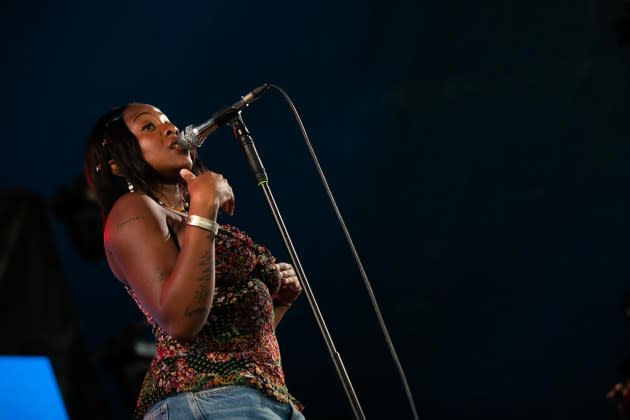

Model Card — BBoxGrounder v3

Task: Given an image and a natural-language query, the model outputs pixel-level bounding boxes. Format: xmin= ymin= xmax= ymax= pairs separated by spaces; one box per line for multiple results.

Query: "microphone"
xmin=176 ymin=84 xmax=269 ymax=150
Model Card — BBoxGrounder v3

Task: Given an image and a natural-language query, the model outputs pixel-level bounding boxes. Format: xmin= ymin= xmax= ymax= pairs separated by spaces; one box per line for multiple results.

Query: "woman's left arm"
xmin=273 ymin=262 xmax=302 ymax=328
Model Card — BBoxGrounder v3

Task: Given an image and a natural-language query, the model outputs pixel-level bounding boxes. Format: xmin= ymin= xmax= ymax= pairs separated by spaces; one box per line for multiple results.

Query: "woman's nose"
xmin=164 ymin=123 xmax=179 ymax=137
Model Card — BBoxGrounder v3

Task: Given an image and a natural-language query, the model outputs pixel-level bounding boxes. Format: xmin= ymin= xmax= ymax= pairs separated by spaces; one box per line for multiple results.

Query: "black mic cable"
xmin=267 ymin=84 xmax=420 ymax=420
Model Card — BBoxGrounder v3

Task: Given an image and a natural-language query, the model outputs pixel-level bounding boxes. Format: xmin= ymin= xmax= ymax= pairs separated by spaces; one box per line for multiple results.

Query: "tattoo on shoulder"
xmin=117 ymin=216 xmax=143 ymax=230
xmin=184 ymin=306 xmax=206 ymax=318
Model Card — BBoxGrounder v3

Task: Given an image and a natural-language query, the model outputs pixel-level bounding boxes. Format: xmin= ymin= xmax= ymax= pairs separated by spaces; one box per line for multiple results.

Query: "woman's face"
xmin=123 ymin=103 xmax=193 ymax=180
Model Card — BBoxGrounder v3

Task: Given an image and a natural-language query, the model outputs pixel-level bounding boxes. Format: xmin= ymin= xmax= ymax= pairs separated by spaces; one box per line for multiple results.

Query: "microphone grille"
xmin=176 ymin=125 xmax=203 ymax=150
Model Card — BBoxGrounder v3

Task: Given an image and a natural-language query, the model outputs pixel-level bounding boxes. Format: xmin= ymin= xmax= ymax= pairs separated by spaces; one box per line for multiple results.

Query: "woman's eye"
xmin=142 ymin=122 xmax=155 ymax=131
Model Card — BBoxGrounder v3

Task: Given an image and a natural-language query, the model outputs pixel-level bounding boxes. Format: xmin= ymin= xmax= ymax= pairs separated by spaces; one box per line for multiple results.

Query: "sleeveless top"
xmin=122 ymin=224 xmax=303 ymax=418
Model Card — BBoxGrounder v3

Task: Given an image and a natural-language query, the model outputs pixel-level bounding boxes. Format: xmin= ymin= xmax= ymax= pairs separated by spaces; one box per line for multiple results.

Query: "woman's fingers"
xmin=179 ymin=168 xmax=196 ymax=182
xmin=219 ymin=178 xmax=235 ymax=216
xmin=182 ymin=170 xmax=235 ymax=216
xmin=275 ymin=262 xmax=293 ymax=272
xmin=276 ymin=263 xmax=301 ymax=291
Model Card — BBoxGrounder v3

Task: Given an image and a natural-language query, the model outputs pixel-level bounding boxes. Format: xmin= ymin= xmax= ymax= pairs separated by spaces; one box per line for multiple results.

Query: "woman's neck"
xmin=155 ymin=183 xmax=187 ymax=212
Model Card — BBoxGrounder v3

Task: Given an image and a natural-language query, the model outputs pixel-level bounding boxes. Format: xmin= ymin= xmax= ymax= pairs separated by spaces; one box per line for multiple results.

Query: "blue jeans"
xmin=143 ymin=385 xmax=305 ymax=420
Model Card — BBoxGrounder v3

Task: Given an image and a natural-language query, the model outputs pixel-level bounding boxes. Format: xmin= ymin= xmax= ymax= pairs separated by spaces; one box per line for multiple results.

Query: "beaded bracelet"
xmin=187 ymin=215 xmax=220 ymax=235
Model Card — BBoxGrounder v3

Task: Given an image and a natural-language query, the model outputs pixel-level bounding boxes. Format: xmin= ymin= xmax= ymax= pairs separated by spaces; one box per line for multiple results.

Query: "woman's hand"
xmin=273 ymin=262 xmax=302 ymax=306
xmin=180 ymin=168 xmax=235 ymax=216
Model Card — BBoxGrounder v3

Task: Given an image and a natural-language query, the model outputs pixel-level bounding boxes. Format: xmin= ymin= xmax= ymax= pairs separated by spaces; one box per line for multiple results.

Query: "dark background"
xmin=1 ymin=1 xmax=629 ymax=419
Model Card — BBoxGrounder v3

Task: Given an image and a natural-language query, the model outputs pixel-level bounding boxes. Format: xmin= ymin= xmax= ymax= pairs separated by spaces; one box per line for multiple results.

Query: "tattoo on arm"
xmin=153 ymin=269 xmax=168 ymax=285
xmin=193 ymin=288 xmax=212 ymax=302
xmin=183 ymin=242 xmax=216 ymax=318
xmin=184 ymin=306 xmax=206 ymax=318
xmin=117 ymin=216 xmax=142 ymax=230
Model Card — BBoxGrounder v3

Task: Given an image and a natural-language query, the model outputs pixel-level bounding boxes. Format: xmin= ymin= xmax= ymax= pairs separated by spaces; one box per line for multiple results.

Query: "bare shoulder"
xmin=104 ymin=193 xmax=173 ymax=283
xmin=105 ymin=193 xmax=166 ymax=245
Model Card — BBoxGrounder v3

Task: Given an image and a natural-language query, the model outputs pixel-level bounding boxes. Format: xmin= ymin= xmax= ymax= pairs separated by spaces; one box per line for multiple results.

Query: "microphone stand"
xmin=228 ymin=112 xmax=367 ymax=420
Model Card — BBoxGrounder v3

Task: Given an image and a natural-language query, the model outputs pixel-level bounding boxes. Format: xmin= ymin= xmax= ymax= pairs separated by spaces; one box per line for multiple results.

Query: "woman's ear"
xmin=108 ymin=160 xmax=123 ymax=177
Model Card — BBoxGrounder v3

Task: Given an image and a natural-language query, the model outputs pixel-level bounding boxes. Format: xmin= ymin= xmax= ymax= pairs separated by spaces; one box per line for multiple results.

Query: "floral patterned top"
xmin=122 ymin=224 xmax=302 ymax=418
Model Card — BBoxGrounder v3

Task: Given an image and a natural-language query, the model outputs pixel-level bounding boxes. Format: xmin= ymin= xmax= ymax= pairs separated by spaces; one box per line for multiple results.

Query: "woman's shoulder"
xmin=107 ymin=192 xmax=156 ymax=217
xmin=104 ymin=193 xmax=165 ymax=235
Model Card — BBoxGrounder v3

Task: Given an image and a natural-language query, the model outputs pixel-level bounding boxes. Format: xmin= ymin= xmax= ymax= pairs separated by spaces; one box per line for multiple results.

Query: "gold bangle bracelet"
xmin=187 ymin=215 xmax=220 ymax=235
